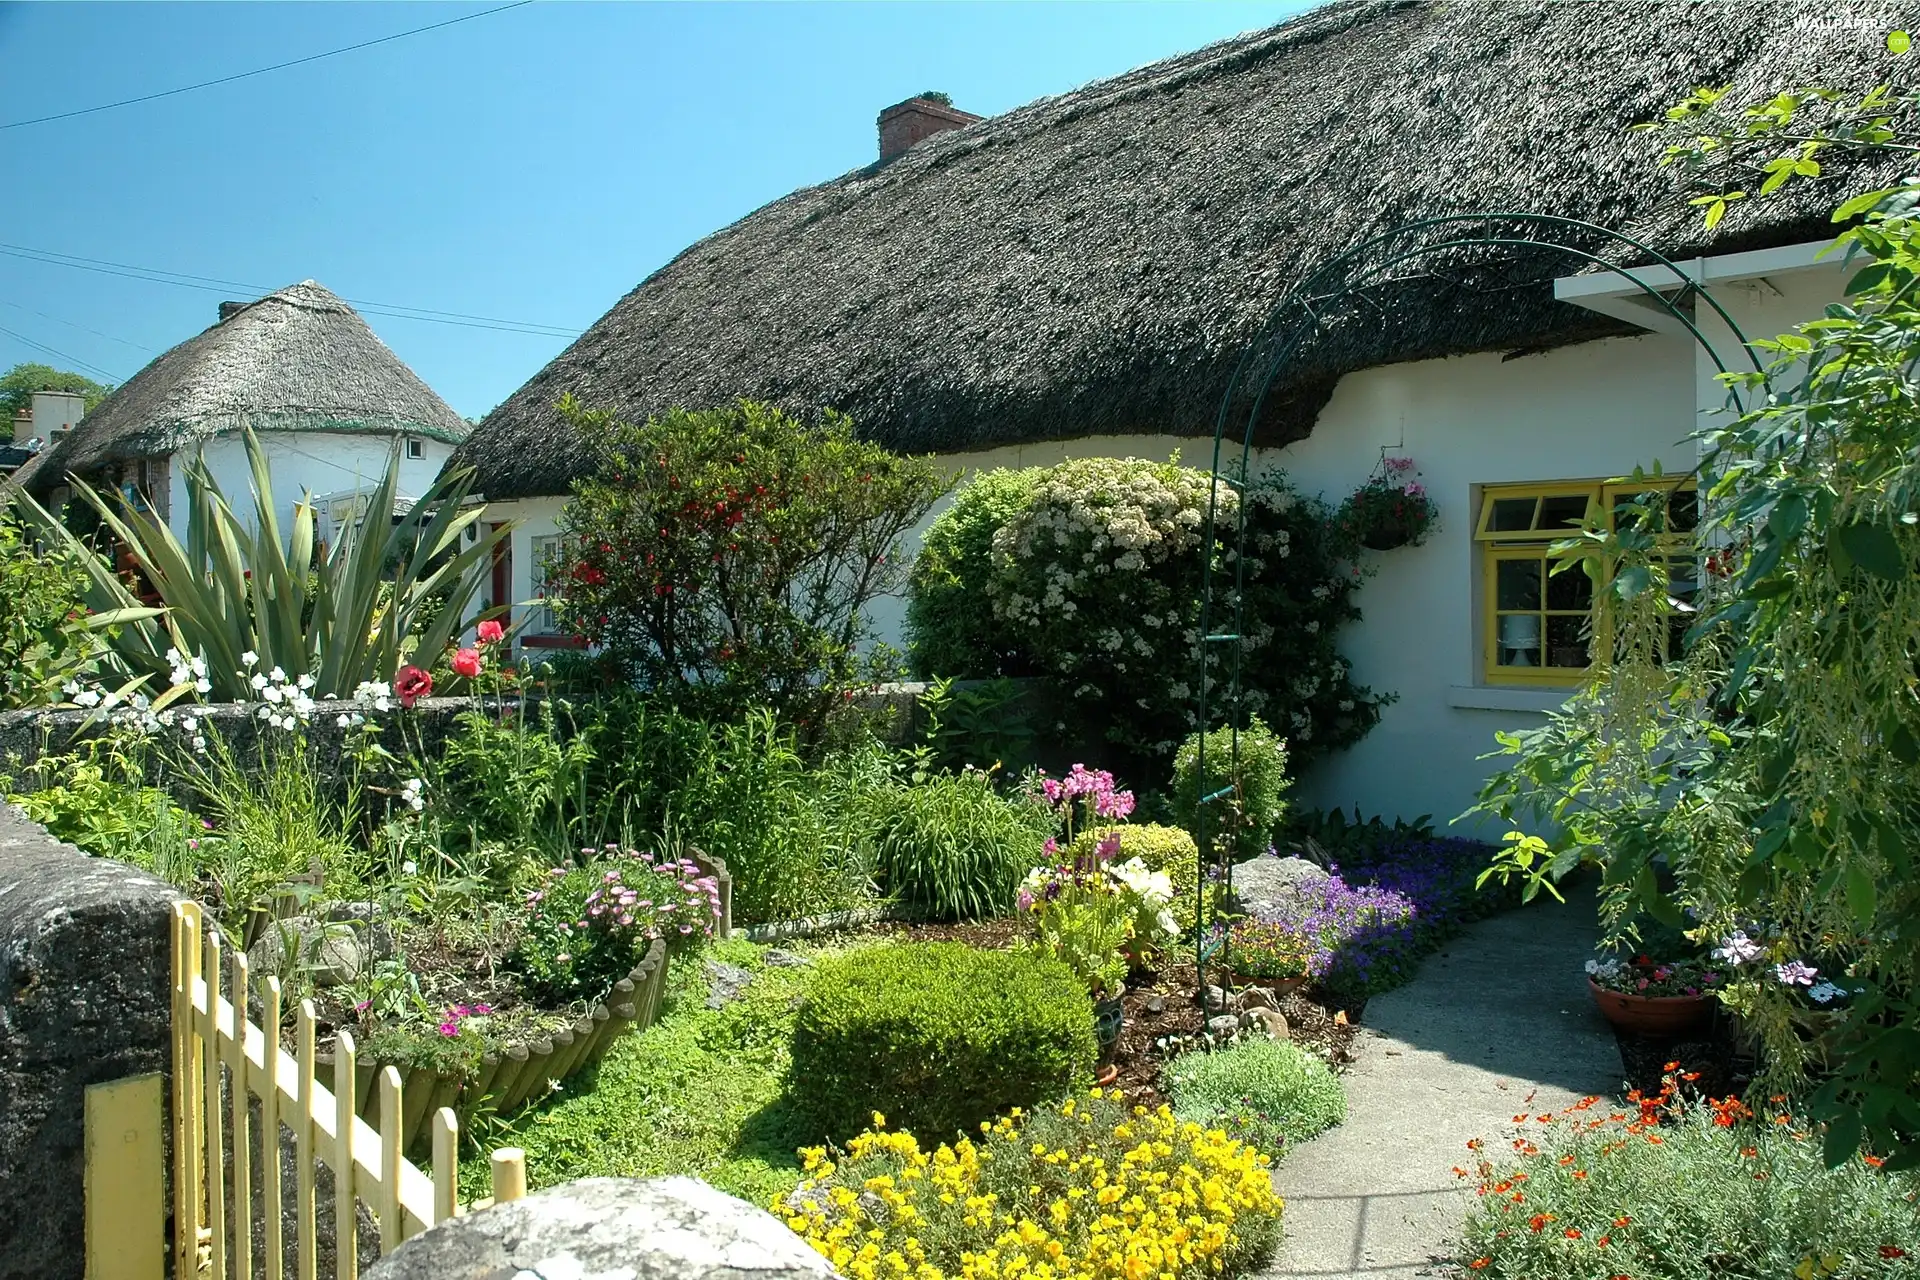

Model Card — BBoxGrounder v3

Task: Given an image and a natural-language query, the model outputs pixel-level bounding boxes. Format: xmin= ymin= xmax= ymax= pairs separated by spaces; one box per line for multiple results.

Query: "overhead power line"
xmin=1 ymin=2 xmax=536 ymax=131
xmin=0 ymin=298 xmax=156 ymax=354
xmin=0 ymin=322 xmax=125 ymax=383
xmin=0 ymin=244 xmax=582 ymax=339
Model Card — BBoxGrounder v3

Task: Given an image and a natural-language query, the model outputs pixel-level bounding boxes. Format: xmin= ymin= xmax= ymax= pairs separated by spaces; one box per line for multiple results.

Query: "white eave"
xmin=1553 ymin=240 xmax=1837 ymax=336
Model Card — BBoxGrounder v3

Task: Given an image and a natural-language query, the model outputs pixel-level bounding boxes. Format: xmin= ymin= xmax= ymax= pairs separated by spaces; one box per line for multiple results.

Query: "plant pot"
xmin=1359 ymin=525 xmax=1413 ymax=552
xmin=1093 ymin=990 xmax=1126 ymax=1063
xmin=1588 ymin=979 xmax=1711 ymax=1037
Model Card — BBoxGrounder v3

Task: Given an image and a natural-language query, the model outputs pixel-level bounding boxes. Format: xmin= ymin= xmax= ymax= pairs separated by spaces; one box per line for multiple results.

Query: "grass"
xmin=455 ymin=934 xmax=853 ymax=1208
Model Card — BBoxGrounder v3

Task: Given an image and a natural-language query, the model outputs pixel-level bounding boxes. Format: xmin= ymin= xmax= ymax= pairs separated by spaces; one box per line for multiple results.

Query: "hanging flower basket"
xmin=1338 ymin=457 xmax=1439 ymax=551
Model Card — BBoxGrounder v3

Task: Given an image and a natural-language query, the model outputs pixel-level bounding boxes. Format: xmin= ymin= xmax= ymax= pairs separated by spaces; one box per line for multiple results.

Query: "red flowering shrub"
xmin=554 ymin=398 xmax=948 ymax=728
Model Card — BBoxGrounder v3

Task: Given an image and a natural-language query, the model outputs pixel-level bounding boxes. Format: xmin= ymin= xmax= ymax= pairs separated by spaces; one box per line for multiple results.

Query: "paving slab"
xmin=1263 ymin=880 xmax=1621 ymax=1278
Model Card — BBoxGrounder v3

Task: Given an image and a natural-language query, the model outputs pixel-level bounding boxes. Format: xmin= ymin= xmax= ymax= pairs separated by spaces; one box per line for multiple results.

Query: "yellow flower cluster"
xmin=775 ymin=1092 xmax=1283 ymax=1280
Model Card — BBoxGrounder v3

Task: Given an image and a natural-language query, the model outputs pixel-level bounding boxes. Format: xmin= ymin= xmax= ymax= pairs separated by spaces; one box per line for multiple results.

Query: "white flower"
xmin=408 ymin=797 xmax=424 ymax=812
xmin=268 ymin=666 xmax=287 ymax=683
xmin=402 ymin=860 xmax=417 ymax=875
xmin=257 ymin=706 xmax=272 ymax=720
xmin=262 ymin=685 xmax=284 ymax=704
xmin=241 ymin=651 xmax=258 ymax=667
xmin=190 ymin=654 xmax=208 ymax=678
xmin=297 ymin=673 xmax=315 ymax=691
xmin=194 ymin=677 xmax=211 ymax=694
xmin=165 ymin=647 xmax=183 ymax=666
xmin=74 ymin=689 xmax=101 ymax=708
xmin=182 ymin=715 xmax=198 ymax=733
xmin=337 ymin=714 xmax=352 ymax=729
xmin=61 ymin=680 xmax=80 ymax=696
xmin=250 ymin=673 xmax=269 ymax=691
xmin=191 ymin=735 xmax=207 ymax=752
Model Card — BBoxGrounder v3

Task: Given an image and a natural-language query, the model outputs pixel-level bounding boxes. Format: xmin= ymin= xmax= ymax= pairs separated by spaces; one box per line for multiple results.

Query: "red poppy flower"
xmin=451 ymin=648 xmax=482 ymax=679
xmin=393 ymin=665 xmax=433 ymax=708
xmin=476 ymin=620 xmax=505 ymax=646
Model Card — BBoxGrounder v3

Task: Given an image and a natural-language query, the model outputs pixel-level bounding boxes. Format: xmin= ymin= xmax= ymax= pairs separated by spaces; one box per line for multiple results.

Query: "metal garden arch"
xmin=1190 ymin=211 xmax=1780 ymax=995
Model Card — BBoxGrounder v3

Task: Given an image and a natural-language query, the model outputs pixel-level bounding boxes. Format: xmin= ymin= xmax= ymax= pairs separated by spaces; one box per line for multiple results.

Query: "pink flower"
xmin=1095 ymin=833 xmax=1122 ymax=862
xmin=393 ymin=665 xmax=433 ymax=708
xmin=476 ymin=619 xmax=505 ymax=646
xmin=451 ymin=647 xmax=483 ymax=679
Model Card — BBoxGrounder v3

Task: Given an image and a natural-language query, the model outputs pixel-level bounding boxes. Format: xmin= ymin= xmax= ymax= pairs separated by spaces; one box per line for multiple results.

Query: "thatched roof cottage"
xmin=455 ymin=0 xmax=1913 ymax=823
xmin=15 ymin=281 xmax=469 ymax=543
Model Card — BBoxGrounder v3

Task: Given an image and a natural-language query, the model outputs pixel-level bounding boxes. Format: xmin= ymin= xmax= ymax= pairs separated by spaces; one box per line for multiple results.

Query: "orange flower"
xmin=1564 ymin=1228 xmax=1583 ymax=1239
xmin=1558 ymin=1155 xmax=1577 ymax=1166
xmin=1572 ymin=1169 xmax=1589 ymax=1180
xmin=1528 ymin=1213 xmax=1554 ymax=1233
xmin=1883 ymin=1246 xmax=1908 ymax=1260
xmin=1663 ymin=1060 xmax=1681 ymax=1072
xmin=1597 ymin=1235 xmax=1612 ymax=1247
xmin=1741 ymin=1146 xmax=1758 ymax=1158
xmin=1452 ymin=1166 xmax=1469 ymax=1179
xmin=1865 ymin=1154 xmax=1887 ymax=1169
xmin=1613 ymin=1215 xmax=1632 ymax=1227
xmin=1645 ymin=1134 xmax=1665 ymax=1145
xmin=1467 ymin=1138 xmax=1484 ymax=1151
xmin=1468 ymin=1261 xmax=1491 ymax=1271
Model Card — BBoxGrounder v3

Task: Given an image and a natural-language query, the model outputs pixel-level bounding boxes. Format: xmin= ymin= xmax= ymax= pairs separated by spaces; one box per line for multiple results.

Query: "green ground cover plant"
xmin=454 ymin=936 xmax=826 ymax=1208
xmin=789 ymin=941 xmax=1097 ymax=1144
xmin=1163 ymin=1037 xmax=1346 ymax=1158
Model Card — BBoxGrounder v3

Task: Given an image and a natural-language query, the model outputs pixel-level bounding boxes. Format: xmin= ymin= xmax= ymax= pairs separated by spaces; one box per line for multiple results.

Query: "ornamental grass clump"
xmin=1454 ymin=1068 xmax=1920 ymax=1279
xmin=778 ymin=1089 xmax=1283 ymax=1280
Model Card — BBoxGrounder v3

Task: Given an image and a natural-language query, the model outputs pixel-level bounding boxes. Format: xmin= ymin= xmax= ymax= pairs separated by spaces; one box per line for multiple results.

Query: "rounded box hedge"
xmin=789 ymin=941 xmax=1097 ymax=1143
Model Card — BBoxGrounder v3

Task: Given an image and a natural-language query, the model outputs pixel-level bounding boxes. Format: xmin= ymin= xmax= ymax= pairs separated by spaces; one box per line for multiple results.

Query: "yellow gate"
xmin=82 ymin=901 xmax=528 ymax=1279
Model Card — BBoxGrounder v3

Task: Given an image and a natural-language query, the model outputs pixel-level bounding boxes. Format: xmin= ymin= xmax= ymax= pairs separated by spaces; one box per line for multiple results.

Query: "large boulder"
xmin=365 ymin=1176 xmax=836 ymax=1280
xmin=1230 ymin=855 xmax=1332 ymax=914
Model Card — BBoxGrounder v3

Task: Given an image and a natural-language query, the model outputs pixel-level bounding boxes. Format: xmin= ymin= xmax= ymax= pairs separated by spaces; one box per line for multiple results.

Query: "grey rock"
xmin=1144 ymin=994 xmax=1167 ymax=1014
xmin=705 ymin=960 xmax=755 ymax=1010
xmin=1203 ymin=984 xmax=1243 ymax=1014
xmin=1207 ymin=1014 xmax=1241 ymax=1038
xmin=1241 ymin=1007 xmax=1291 ymax=1040
xmin=762 ymin=948 xmax=810 ymax=968
xmin=1230 ymin=855 xmax=1332 ymax=911
xmin=247 ymin=916 xmax=365 ymax=987
xmin=365 ymin=1176 xmax=835 ymax=1280
xmin=323 ymin=902 xmax=398 ymax=960
xmin=0 ymin=803 xmax=177 ymax=1279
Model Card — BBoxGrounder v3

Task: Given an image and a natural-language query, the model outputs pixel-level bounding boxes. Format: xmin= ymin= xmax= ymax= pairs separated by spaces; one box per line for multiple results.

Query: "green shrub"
xmin=0 ymin=504 xmax=100 ymax=709
xmin=554 ymin=399 xmax=948 ymax=731
xmin=868 ymin=768 xmax=1054 ymax=920
xmin=1456 ymin=1079 xmax=1920 ymax=1278
xmin=1068 ymin=822 xmax=1212 ymax=930
xmin=1171 ymin=716 xmax=1291 ymax=862
xmin=906 ymin=468 xmax=1045 ymax=679
xmin=789 ymin=942 xmax=1097 ymax=1143
xmin=1164 ymin=1038 xmax=1345 ymax=1158
xmin=9 ymin=758 xmax=196 ymax=878
xmin=904 ymin=460 xmax=1386 ymax=763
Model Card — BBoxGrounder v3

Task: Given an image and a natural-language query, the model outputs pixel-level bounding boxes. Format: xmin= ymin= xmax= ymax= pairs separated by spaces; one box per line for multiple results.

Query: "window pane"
xmin=1537 ymin=494 xmax=1589 ymax=532
xmin=1668 ymin=487 xmax=1698 ymax=534
xmin=1489 ymin=497 xmax=1537 ymax=532
xmin=1494 ymin=613 xmax=1543 ymax=667
xmin=1545 ymin=562 xmax=1593 ymax=610
xmin=1496 ymin=558 xmax=1541 ymax=610
xmin=1546 ymin=615 xmax=1590 ymax=670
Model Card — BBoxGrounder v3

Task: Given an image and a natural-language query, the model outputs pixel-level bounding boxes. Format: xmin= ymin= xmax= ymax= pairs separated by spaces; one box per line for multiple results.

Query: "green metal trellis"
xmin=1191 ymin=211 xmax=1778 ymax=1001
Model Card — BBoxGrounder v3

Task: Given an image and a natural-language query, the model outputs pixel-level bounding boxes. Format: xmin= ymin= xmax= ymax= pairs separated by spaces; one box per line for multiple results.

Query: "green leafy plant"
xmin=789 ymin=941 xmax=1096 ymax=1144
xmin=1068 ymin=822 xmax=1209 ymax=932
xmin=512 ymin=850 xmax=721 ymax=1004
xmin=866 ymin=766 xmax=1054 ymax=921
xmin=15 ymin=427 xmax=508 ymax=701
xmin=435 ymin=698 xmax=594 ymax=859
xmin=554 ymin=398 xmax=949 ymax=732
xmin=906 ymin=467 xmax=1045 ymax=679
xmin=8 ymin=756 xmax=198 ymax=879
xmin=1164 ymin=1037 xmax=1346 ymax=1157
xmin=1171 ymin=716 xmax=1292 ymax=863
xmin=916 ymin=675 xmax=1041 ymax=772
xmin=0 ymin=503 xmax=101 ymax=708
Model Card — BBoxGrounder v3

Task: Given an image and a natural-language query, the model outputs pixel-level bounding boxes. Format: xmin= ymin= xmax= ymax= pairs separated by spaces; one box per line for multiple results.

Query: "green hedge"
xmin=789 ymin=942 xmax=1096 ymax=1143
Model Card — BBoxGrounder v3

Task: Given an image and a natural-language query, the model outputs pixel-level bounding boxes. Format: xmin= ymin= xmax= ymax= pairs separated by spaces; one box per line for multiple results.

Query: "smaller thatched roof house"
xmin=15 ymin=281 xmax=469 ymax=537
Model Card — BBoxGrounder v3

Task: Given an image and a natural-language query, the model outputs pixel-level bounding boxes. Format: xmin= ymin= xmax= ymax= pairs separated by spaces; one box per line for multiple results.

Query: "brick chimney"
xmin=877 ymin=93 xmax=982 ymax=163
xmin=218 ymin=301 xmax=247 ymax=322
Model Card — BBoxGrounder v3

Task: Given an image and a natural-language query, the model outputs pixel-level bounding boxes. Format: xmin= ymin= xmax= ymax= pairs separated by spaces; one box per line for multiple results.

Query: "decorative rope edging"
xmin=740 ymin=903 xmax=911 ymax=943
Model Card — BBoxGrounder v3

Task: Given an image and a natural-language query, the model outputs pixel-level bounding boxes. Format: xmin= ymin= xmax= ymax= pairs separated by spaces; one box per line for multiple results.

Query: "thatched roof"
xmin=458 ymin=0 xmax=1916 ymax=501
xmin=15 ymin=281 xmax=469 ymax=493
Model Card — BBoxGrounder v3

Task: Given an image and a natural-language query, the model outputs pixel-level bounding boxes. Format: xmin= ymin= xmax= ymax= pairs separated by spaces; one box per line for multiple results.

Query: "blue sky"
xmin=0 ymin=1 xmax=1318 ymax=420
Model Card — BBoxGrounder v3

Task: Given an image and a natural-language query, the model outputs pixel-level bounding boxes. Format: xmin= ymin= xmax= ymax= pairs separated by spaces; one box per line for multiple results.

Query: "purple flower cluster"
xmin=1032 ymin=764 xmax=1136 ymax=847
xmin=1248 ymin=875 xmax=1419 ymax=991
xmin=437 ymin=1002 xmax=493 ymax=1038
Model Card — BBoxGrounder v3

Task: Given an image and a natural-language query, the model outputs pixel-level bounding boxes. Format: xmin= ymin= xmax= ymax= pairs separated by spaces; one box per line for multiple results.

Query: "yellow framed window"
xmin=1475 ymin=478 xmax=1697 ymax=685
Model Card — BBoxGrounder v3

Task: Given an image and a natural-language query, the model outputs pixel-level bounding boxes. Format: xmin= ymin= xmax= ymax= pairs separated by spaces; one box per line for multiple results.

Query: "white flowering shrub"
xmin=913 ymin=457 xmax=1384 ymax=761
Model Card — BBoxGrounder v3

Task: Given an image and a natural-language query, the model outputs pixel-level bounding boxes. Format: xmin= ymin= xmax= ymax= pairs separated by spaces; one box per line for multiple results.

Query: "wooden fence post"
xmin=85 ymin=1073 xmax=165 ymax=1280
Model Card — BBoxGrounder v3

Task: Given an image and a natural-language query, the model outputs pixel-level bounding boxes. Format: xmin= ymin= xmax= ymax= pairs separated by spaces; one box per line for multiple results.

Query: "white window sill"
xmin=1448 ymin=685 xmax=1576 ymax=713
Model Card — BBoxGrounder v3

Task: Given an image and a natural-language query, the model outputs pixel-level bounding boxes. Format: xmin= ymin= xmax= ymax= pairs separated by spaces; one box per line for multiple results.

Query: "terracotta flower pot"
xmin=1588 ymin=978 xmax=1711 ymax=1037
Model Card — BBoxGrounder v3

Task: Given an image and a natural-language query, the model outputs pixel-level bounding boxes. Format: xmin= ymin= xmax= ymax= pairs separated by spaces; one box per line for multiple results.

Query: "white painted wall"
xmin=166 ymin=430 xmax=457 ymax=539
xmin=472 ymin=258 xmax=1850 ymax=830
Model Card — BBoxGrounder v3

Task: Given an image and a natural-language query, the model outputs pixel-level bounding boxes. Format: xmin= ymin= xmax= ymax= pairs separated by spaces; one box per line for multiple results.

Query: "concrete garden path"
xmin=1262 ymin=880 xmax=1621 ymax=1278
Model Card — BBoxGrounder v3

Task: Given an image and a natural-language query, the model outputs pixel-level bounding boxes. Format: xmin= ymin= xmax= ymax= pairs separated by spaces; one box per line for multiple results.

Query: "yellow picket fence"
xmin=168 ymin=900 xmax=525 ymax=1280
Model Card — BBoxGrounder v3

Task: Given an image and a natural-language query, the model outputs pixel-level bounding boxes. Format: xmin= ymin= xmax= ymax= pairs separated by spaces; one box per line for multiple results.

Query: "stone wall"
xmin=0 ymin=803 xmax=178 ymax=1280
